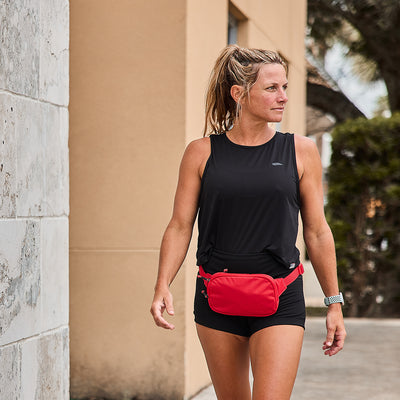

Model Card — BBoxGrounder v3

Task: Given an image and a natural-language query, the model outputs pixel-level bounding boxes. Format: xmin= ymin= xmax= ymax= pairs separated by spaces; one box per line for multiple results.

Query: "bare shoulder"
xmin=182 ymin=137 xmax=211 ymax=177
xmin=293 ymin=134 xmax=321 ymax=179
xmin=185 ymin=136 xmax=211 ymax=154
xmin=294 ymin=134 xmax=318 ymax=154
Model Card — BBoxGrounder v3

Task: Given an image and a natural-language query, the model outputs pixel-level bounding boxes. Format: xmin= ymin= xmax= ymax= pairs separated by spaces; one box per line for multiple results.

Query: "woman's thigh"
xmin=249 ymin=325 xmax=304 ymax=400
xmin=196 ymin=324 xmax=252 ymax=400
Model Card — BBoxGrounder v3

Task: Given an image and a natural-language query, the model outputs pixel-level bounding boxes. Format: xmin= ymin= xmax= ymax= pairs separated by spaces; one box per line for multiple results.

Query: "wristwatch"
xmin=324 ymin=292 xmax=344 ymax=306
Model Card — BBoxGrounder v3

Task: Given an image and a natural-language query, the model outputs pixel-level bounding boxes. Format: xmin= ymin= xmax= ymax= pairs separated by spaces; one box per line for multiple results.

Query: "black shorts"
xmin=194 ymin=250 xmax=306 ymax=337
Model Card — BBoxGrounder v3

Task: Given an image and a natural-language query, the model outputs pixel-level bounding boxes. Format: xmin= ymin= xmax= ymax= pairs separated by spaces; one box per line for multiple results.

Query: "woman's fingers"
xmin=323 ymin=331 xmax=345 ymax=356
xmin=323 ymin=306 xmax=346 ymax=356
xmin=150 ymin=290 xmax=175 ymax=330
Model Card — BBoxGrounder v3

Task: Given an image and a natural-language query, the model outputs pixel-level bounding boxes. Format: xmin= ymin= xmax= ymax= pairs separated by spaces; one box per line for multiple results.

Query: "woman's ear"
xmin=230 ymin=85 xmax=244 ymax=104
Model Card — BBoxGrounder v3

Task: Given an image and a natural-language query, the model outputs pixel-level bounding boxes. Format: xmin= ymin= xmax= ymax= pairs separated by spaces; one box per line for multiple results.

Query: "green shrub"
xmin=327 ymin=114 xmax=400 ymax=317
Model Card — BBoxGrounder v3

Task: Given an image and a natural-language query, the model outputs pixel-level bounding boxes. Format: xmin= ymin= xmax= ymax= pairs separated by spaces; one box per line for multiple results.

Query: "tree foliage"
xmin=307 ymin=0 xmax=400 ymax=113
xmin=326 ymin=114 xmax=400 ymax=317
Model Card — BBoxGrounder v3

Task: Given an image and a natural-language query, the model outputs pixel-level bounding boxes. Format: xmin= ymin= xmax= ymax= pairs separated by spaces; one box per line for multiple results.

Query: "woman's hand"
xmin=322 ymin=304 xmax=346 ymax=356
xmin=150 ymin=285 xmax=175 ymax=330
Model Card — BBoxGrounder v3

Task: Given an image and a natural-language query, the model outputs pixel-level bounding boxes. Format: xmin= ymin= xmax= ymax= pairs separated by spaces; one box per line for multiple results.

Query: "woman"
xmin=150 ymin=45 xmax=346 ymax=400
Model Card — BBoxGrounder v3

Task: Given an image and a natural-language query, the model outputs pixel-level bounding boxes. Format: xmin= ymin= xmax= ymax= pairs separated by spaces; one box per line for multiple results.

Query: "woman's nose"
xmin=278 ymin=89 xmax=288 ymax=103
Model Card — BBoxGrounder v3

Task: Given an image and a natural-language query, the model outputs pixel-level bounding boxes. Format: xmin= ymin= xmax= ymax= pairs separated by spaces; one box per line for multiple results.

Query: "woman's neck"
xmin=227 ymin=120 xmax=276 ymax=146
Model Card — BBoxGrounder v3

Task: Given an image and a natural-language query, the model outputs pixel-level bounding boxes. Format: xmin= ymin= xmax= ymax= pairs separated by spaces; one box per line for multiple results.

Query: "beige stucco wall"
xmin=70 ymin=1 xmax=187 ymax=398
xmin=70 ymin=1 xmax=306 ymax=399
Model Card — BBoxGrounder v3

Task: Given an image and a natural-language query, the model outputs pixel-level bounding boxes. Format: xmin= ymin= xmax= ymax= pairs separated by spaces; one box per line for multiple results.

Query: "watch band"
xmin=324 ymin=292 xmax=344 ymax=306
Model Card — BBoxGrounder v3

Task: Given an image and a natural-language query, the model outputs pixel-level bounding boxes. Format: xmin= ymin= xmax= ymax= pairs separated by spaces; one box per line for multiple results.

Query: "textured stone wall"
xmin=0 ymin=0 xmax=70 ymax=398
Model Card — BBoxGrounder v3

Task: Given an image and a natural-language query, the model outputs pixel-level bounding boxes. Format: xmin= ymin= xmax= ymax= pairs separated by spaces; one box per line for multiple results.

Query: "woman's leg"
xmin=196 ymin=324 xmax=252 ymax=400
xmin=249 ymin=325 xmax=304 ymax=400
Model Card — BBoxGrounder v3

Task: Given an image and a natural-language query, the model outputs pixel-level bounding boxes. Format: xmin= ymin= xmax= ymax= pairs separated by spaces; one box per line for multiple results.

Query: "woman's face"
xmin=241 ymin=63 xmax=288 ymax=123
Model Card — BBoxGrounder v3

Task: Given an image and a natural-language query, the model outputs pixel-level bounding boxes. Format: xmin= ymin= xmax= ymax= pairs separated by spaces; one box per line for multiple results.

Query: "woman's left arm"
xmin=295 ymin=135 xmax=346 ymax=356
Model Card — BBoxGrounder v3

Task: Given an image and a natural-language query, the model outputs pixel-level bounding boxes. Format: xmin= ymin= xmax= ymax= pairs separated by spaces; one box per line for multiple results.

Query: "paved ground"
xmin=191 ymin=318 xmax=400 ymax=400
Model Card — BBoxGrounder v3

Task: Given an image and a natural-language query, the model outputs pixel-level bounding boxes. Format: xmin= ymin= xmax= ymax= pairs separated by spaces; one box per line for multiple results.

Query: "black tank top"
xmin=196 ymin=132 xmax=301 ymax=270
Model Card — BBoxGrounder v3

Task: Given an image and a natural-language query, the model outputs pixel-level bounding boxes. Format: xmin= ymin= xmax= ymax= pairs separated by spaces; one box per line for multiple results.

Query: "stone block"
xmin=0 ymin=219 xmax=41 ymax=346
xmin=37 ymin=328 xmax=69 ymax=400
xmin=14 ymin=96 xmax=68 ymax=217
xmin=15 ymin=98 xmax=46 ymax=217
xmin=0 ymin=342 xmax=21 ymax=399
xmin=41 ymin=217 xmax=69 ymax=331
xmin=21 ymin=327 xmax=69 ymax=400
xmin=44 ymin=105 xmax=69 ymax=217
xmin=39 ymin=0 xmax=69 ymax=106
xmin=0 ymin=0 xmax=40 ymax=97
xmin=19 ymin=337 xmax=39 ymax=399
xmin=0 ymin=93 xmax=17 ymax=217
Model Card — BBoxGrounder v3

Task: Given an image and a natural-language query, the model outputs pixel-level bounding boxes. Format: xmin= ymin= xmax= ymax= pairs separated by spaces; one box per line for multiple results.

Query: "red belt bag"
xmin=198 ymin=264 xmax=304 ymax=317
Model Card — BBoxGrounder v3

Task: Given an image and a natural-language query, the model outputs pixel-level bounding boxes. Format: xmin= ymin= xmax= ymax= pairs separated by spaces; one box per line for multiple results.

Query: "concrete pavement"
xmin=191 ymin=318 xmax=400 ymax=400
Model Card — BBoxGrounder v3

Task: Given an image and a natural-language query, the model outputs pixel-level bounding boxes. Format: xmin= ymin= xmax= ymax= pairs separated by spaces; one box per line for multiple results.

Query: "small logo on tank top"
xmin=290 ymin=263 xmax=296 ymax=269
xmin=272 ymin=162 xmax=284 ymax=166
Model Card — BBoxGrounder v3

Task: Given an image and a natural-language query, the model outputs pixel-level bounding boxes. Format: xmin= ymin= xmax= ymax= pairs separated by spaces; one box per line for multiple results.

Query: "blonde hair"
xmin=203 ymin=45 xmax=288 ymax=136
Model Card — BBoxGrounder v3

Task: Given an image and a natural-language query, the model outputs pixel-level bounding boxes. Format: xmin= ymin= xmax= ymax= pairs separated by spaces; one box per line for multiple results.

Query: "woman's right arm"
xmin=150 ymin=138 xmax=210 ymax=330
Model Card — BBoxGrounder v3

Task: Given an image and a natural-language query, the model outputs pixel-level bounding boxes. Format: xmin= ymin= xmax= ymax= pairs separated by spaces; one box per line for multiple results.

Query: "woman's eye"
xmin=265 ymin=84 xmax=288 ymax=91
